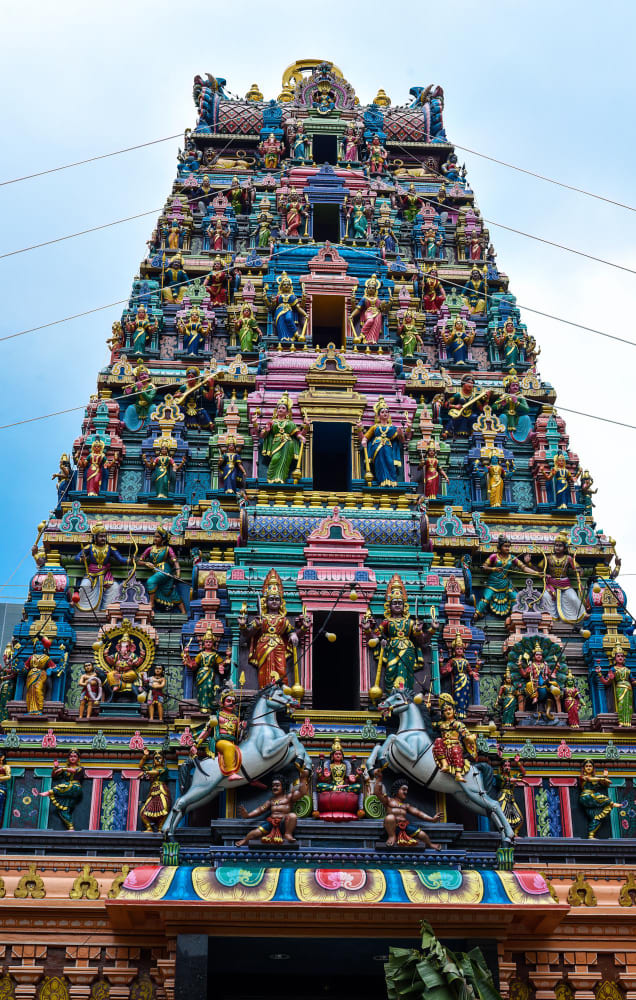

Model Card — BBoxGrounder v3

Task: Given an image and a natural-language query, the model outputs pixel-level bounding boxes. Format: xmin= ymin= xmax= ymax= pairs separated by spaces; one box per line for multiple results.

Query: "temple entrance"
xmin=312 ymin=421 xmax=351 ymax=491
xmin=311 ymin=294 xmax=346 ymax=348
xmin=312 ymin=132 xmax=338 ymax=165
xmin=312 ymin=202 xmax=340 ymax=243
xmin=312 ymin=610 xmax=359 ymax=709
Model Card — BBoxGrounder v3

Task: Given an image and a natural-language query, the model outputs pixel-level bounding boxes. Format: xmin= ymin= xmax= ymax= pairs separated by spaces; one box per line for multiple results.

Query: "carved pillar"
xmin=522 ymin=776 xmax=542 ymax=836
xmin=9 ymin=944 xmax=47 ymax=1000
xmin=549 ymin=776 xmax=577 ymax=837
xmin=123 ymin=768 xmax=142 ymax=830
xmin=86 ymin=769 xmax=113 ymax=830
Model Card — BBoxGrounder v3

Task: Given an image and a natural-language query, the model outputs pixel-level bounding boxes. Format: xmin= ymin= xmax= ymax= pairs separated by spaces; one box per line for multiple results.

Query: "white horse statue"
xmin=366 ymin=687 xmax=514 ymax=845
xmin=163 ymin=683 xmax=312 ymax=839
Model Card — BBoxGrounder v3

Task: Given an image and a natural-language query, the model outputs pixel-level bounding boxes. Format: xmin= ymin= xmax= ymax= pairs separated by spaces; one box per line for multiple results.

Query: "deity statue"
xmin=378 ymin=222 xmax=398 ymax=258
xmin=100 ymin=622 xmax=148 ymax=703
xmin=494 ymin=667 xmax=517 ymax=727
xmin=440 ymin=316 xmax=475 ymax=366
xmin=143 ymin=445 xmax=185 ymax=500
xmin=218 ymin=437 xmax=246 ymax=494
xmin=537 ymin=534 xmax=586 ymax=624
xmin=51 ymin=453 xmax=73 ymax=503
xmin=350 ymin=275 xmax=387 ymax=344
xmin=346 ymin=193 xmax=371 ymax=241
xmin=253 ymin=393 xmax=308 ymax=485
xmin=212 ymin=687 xmax=247 ymax=782
xmin=397 ymin=309 xmax=424 ymax=357
xmin=175 ymin=367 xmax=218 ymax=431
xmin=229 ymin=176 xmax=245 ymax=215
xmin=74 ymin=522 xmax=128 ymax=612
xmin=400 ymin=184 xmax=423 ymax=223
xmin=140 ymin=527 xmax=186 ymax=613
xmin=207 ymin=217 xmax=229 ymax=252
xmin=0 ymin=750 xmax=11 ymax=824
xmin=164 ymin=219 xmax=185 ymax=250
xmin=264 ymin=273 xmax=308 ymax=343
xmin=176 ymin=305 xmax=210 ymax=356
xmin=21 ymin=636 xmax=57 ymax=714
xmin=147 ymin=664 xmax=167 ymax=721
xmin=492 ymin=318 xmax=527 ymax=370
xmin=579 ymin=470 xmax=597 ymax=518
xmin=544 ymin=453 xmax=578 ymax=509
xmin=492 ymin=371 xmax=532 ymax=443
xmin=236 ymin=768 xmax=311 ymax=846
xmin=495 ymin=758 xmax=527 ymax=836
xmin=203 ymin=259 xmax=229 ymax=306
xmin=233 ymin=303 xmax=262 ymax=352
xmin=162 ymin=252 xmax=188 ymax=304
xmin=107 ymin=321 xmax=125 ymax=363
xmin=474 ymin=534 xmax=541 ymax=619
xmin=76 ymin=439 xmax=113 ymax=497
xmin=563 ymin=669 xmax=581 ymax=727
xmin=461 ymin=266 xmax=487 ymax=315
xmin=139 ymin=749 xmax=171 ymax=832
xmin=511 ymin=637 xmax=565 ymax=721
xmin=314 ymin=738 xmax=365 ymax=821
xmin=442 ymin=375 xmax=491 ymax=439
xmin=259 ymin=132 xmax=284 ymax=169
xmin=373 ymin=771 xmax=442 ymax=848
xmin=123 ymin=365 xmax=157 ymax=432
xmin=366 ymin=134 xmax=388 ymax=175
xmin=282 ymin=186 xmax=307 ymax=238
xmin=578 ymin=760 xmax=620 ymax=838
xmin=78 ymin=662 xmax=103 ymax=718
xmin=440 ymin=632 xmax=480 ymax=719
xmin=474 ymin=453 xmax=511 ymax=508
xmin=254 ymin=201 xmax=273 ymax=250
xmin=596 ymin=644 xmax=635 ymax=727
xmin=0 ymin=640 xmax=18 ymax=719
xmin=239 ymin=569 xmax=309 ymax=688
xmin=358 ymin=398 xmax=411 ymax=488
xmin=422 ymin=268 xmax=446 ymax=313
xmin=418 ymin=444 xmax=449 ymax=499
xmin=342 ymin=125 xmax=359 ymax=163
xmin=290 ymin=121 xmax=310 ymax=160
xmin=432 ymin=694 xmax=477 ymax=783
xmin=440 ymin=153 xmax=461 ymax=182
xmin=182 ymin=628 xmax=229 ymax=713
xmin=468 ymin=235 xmax=484 ymax=261
xmin=363 ymin=575 xmax=434 ymax=692
xmin=125 ymin=305 xmax=158 ymax=355
xmin=40 ymin=750 xmax=84 ymax=830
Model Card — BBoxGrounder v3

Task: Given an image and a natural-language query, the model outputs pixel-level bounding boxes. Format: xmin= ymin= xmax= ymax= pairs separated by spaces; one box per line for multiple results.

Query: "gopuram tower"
xmin=1 ymin=60 xmax=635 ymax=999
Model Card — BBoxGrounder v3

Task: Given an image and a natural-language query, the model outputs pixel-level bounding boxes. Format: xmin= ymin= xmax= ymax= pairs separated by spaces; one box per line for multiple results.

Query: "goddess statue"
xmin=578 ymin=760 xmax=620 ymax=838
xmin=596 ymin=644 xmax=635 ymax=727
xmin=126 ymin=305 xmax=158 ymax=355
xmin=397 ymin=309 xmax=423 ymax=357
xmin=544 ymin=453 xmax=578 ymax=509
xmin=350 ymin=275 xmax=387 ymax=344
xmin=76 ymin=439 xmax=113 ymax=497
xmin=233 ymin=303 xmax=262 ymax=352
xmin=21 ymin=636 xmax=58 ymax=714
xmin=358 ymin=398 xmax=410 ymax=488
xmin=440 ymin=316 xmax=475 ymax=366
xmin=432 ymin=694 xmax=477 ymax=783
xmin=143 ymin=445 xmax=185 ymax=499
xmin=139 ymin=749 xmax=171 ymax=832
xmin=182 ymin=627 xmax=229 ymax=713
xmin=253 ymin=393 xmax=308 ymax=485
xmin=40 ymin=750 xmax=84 ymax=830
xmin=264 ymin=273 xmax=308 ymax=343
xmin=475 ymin=534 xmax=541 ymax=619
xmin=140 ymin=527 xmax=186 ymax=613
xmin=440 ymin=632 xmax=480 ymax=719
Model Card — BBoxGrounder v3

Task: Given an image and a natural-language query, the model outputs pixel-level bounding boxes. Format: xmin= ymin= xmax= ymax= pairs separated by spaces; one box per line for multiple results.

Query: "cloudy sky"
xmin=1 ymin=0 xmax=635 ymax=605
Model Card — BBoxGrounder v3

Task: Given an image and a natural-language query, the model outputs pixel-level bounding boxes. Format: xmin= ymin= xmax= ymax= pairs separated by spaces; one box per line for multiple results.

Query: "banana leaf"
xmin=385 ymin=922 xmax=502 ymax=1000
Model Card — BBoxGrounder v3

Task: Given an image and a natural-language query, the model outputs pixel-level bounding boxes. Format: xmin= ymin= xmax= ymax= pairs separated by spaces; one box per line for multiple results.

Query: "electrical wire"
xmin=0 ymin=134 xmax=183 ymax=187
xmin=452 ymin=142 xmax=636 ymax=214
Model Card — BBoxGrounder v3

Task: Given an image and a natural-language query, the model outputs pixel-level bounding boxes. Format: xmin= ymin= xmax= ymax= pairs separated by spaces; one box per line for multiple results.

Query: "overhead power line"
xmin=453 ymin=142 xmax=636 ymax=214
xmin=0 ymin=134 xmax=183 ymax=187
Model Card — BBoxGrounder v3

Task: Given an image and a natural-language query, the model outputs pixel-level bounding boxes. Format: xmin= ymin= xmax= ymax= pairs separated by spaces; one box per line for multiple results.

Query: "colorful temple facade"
xmin=2 ymin=60 xmax=636 ymax=1000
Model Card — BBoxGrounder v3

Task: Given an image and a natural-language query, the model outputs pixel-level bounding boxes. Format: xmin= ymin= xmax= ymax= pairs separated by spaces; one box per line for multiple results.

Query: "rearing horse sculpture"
xmin=163 ymin=684 xmax=312 ymax=838
xmin=366 ymin=687 xmax=514 ymax=844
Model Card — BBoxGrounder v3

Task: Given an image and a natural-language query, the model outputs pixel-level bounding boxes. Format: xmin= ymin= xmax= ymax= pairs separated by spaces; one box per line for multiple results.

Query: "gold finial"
xmin=373 ymin=88 xmax=391 ymax=107
xmin=245 ymin=83 xmax=263 ymax=102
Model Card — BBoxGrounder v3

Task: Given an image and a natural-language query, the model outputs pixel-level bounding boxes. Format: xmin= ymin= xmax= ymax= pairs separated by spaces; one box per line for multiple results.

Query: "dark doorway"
xmin=312 ymin=295 xmax=345 ymax=348
xmin=313 ymin=422 xmax=350 ymax=491
xmin=312 ymin=133 xmax=338 ymax=165
xmin=312 ymin=610 xmax=359 ymax=710
xmin=312 ymin=202 xmax=340 ymax=242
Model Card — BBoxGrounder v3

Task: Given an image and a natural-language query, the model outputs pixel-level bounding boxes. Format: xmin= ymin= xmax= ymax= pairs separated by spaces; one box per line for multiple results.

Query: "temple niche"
xmin=1 ymin=57 xmax=633 ymax=1000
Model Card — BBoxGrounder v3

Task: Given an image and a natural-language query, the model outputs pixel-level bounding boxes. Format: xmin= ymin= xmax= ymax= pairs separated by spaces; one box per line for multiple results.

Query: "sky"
xmin=1 ymin=0 xmax=635 ymax=607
